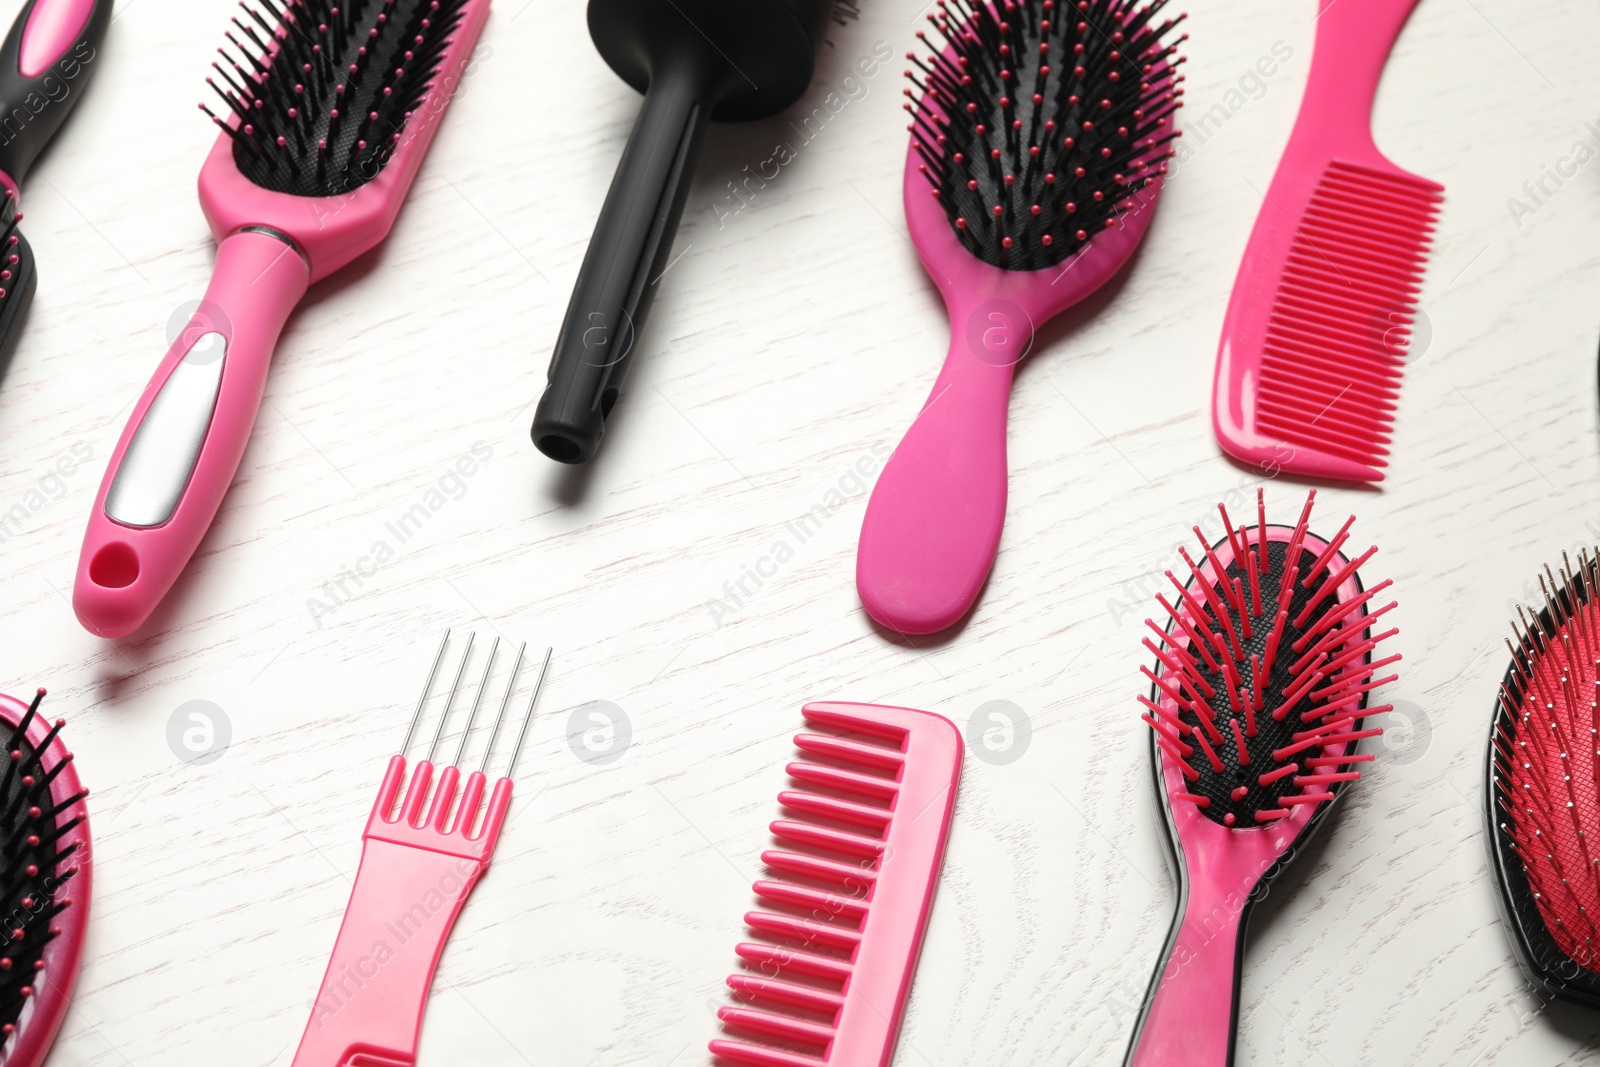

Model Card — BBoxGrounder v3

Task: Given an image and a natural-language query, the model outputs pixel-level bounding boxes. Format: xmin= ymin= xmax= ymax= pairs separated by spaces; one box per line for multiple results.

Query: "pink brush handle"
xmin=1126 ymin=876 xmax=1246 ymax=1067
xmin=73 ymin=229 xmax=309 ymax=638
xmin=292 ymin=757 xmax=512 ymax=1067
xmin=856 ymin=310 xmax=1025 ymax=635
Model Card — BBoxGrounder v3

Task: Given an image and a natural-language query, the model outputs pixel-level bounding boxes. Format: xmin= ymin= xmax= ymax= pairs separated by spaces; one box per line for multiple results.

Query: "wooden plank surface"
xmin=0 ymin=0 xmax=1594 ymax=1063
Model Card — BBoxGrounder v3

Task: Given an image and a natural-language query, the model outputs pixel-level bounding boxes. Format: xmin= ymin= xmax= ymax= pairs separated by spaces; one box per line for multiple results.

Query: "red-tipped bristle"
xmin=1142 ymin=492 xmax=1393 ymax=826
xmin=1495 ymin=549 xmax=1600 ymax=970
xmin=906 ymin=0 xmax=1185 ymax=269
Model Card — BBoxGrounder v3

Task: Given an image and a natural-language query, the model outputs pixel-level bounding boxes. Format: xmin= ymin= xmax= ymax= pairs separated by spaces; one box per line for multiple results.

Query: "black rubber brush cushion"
xmin=0 ymin=228 xmax=37 ymax=381
xmin=587 ymin=0 xmax=835 ymax=120
xmin=1486 ymin=632 xmax=1600 ymax=1009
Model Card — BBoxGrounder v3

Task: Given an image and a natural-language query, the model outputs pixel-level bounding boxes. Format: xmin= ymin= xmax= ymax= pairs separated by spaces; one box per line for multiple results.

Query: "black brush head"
xmin=203 ymin=0 xmax=471 ymax=198
xmin=0 ymin=692 xmax=84 ymax=1034
xmin=907 ymin=0 xmax=1186 ymax=270
xmin=1143 ymin=495 xmax=1398 ymax=830
xmin=0 ymin=194 xmax=38 ymax=382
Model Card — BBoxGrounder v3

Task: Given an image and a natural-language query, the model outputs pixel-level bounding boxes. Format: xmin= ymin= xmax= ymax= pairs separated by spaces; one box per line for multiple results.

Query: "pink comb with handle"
xmin=73 ymin=0 xmax=491 ymax=638
xmin=1212 ymin=0 xmax=1444 ymax=483
xmin=855 ymin=0 xmax=1187 ymax=636
xmin=292 ymin=633 xmax=550 ymax=1067
xmin=709 ymin=701 xmax=962 ymax=1067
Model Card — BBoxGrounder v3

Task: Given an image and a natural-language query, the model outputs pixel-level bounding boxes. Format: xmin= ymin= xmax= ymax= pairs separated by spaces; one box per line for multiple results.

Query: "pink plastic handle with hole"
xmin=72 ymin=230 xmax=309 ymax=638
xmin=291 ymin=755 xmax=513 ymax=1067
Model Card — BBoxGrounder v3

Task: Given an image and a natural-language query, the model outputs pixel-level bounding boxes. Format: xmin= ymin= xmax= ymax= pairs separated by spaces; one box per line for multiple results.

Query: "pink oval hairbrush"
xmin=1489 ymin=551 xmax=1600 ymax=1006
xmin=0 ymin=689 xmax=91 ymax=1067
xmin=1126 ymin=491 xmax=1397 ymax=1067
xmin=855 ymin=0 xmax=1186 ymax=636
xmin=73 ymin=0 xmax=491 ymax=639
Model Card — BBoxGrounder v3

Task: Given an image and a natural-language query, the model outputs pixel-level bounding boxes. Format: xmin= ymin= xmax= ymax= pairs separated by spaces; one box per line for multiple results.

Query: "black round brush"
xmin=532 ymin=0 xmax=836 ymax=465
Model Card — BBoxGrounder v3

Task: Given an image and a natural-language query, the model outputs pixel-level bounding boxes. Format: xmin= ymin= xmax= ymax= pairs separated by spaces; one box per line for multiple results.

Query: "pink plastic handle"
xmin=291 ymin=756 xmax=512 ymax=1067
xmin=18 ymin=0 xmax=96 ymax=77
xmin=73 ymin=230 xmax=309 ymax=637
xmin=1301 ymin=0 xmax=1424 ymax=138
xmin=856 ymin=308 xmax=1023 ymax=635
xmin=1124 ymin=871 xmax=1245 ymax=1067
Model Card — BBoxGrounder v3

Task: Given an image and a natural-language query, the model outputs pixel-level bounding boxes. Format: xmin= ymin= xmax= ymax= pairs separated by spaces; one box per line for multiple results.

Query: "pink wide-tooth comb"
xmin=1212 ymin=0 xmax=1444 ymax=483
xmin=855 ymin=0 xmax=1187 ymax=636
xmin=709 ymin=701 xmax=963 ymax=1067
xmin=73 ymin=0 xmax=492 ymax=638
xmin=1124 ymin=491 xmax=1396 ymax=1066
xmin=291 ymin=632 xmax=550 ymax=1067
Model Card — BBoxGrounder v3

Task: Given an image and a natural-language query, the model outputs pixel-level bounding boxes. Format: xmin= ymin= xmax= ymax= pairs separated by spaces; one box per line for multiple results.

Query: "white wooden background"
xmin=0 ymin=0 xmax=1592 ymax=1063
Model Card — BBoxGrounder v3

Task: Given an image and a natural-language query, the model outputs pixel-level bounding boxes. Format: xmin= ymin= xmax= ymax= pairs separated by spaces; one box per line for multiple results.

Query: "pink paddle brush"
xmin=1211 ymin=0 xmax=1443 ymax=483
xmin=855 ymin=0 xmax=1186 ymax=636
xmin=72 ymin=0 xmax=490 ymax=639
xmin=1125 ymin=491 xmax=1396 ymax=1066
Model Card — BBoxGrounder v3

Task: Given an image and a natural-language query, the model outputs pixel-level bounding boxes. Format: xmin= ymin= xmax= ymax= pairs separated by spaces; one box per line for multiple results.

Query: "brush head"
xmin=1143 ymin=491 xmax=1395 ymax=831
xmin=0 ymin=690 xmax=89 ymax=1067
xmin=1490 ymin=551 xmax=1600 ymax=1005
xmin=0 ymin=193 xmax=36 ymax=380
xmin=203 ymin=0 xmax=472 ymax=198
xmin=906 ymin=0 xmax=1185 ymax=271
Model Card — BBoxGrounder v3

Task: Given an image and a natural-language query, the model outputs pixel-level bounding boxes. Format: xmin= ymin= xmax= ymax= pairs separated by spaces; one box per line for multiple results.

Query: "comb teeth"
xmin=1142 ymin=492 xmax=1394 ymax=827
xmin=202 ymin=0 xmax=471 ymax=197
xmin=1253 ymin=161 xmax=1442 ymax=478
xmin=712 ymin=703 xmax=962 ymax=1067
xmin=1493 ymin=550 xmax=1600 ymax=972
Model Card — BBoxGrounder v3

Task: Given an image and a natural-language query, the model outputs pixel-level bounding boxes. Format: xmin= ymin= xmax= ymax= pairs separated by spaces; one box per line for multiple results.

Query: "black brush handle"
xmin=0 ymin=0 xmax=113 ymax=189
xmin=533 ymin=63 xmax=717 ymax=464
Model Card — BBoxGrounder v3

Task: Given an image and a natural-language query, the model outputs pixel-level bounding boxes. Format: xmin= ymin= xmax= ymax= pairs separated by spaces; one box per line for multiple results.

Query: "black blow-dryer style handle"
xmin=0 ymin=0 xmax=113 ymax=189
xmin=533 ymin=66 xmax=716 ymax=465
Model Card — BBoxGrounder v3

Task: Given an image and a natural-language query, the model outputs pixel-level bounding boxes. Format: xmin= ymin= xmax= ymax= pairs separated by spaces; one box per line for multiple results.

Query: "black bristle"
xmin=206 ymin=0 xmax=471 ymax=198
xmin=907 ymin=0 xmax=1186 ymax=270
xmin=0 ymin=692 xmax=82 ymax=1034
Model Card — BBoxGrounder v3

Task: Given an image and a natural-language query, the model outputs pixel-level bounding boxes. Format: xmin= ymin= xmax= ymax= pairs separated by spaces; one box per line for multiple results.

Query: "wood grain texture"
xmin=0 ymin=0 xmax=1592 ymax=1063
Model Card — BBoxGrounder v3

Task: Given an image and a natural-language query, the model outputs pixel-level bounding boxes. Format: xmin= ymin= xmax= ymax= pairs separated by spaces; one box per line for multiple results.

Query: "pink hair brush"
xmin=292 ymin=632 xmax=550 ymax=1067
xmin=1211 ymin=0 xmax=1443 ymax=483
xmin=1489 ymin=551 xmax=1600 ymax=1006
xmin=1126 ymin=491 xmax=1396 ymax=1066
xmin=709 ymin=702 xmax=962 ymax=1067
xmin=73 ymin=0 xmax=491 ymax=639
xmin=855 ymin=0 xmax=1186 ymax=636
xmin=0 ymin=688 xmax=91 ymax=1067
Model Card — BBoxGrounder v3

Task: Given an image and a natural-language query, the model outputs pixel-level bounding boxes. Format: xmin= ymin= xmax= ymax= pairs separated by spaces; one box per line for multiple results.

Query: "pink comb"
xmin=709 ymin=702 xmax=962 ymax=1067
xmin=291 ymin=633 xmax=549 ymax=1067
xmin=1212 ymin=0 xmax=1443 ymax=483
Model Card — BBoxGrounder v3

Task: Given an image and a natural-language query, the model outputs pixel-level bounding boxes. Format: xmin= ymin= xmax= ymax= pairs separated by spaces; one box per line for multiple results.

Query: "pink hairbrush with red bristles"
xmin=74 ymin=0 xmax=490 ymax=639
xmin=855 ymin=0 xmax=1186 ymax=636
xmin=1125 ymin=491 xmax=1397 ymax=1067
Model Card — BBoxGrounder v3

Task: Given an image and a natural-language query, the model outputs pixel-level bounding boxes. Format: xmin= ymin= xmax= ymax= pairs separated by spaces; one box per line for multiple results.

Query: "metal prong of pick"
xmin=400 ymin=629 xmax=451 ymax=756
xmin=426 ymin=632 xmax=474 ymax=763
xmin=451 ymin=636 xmax=500 ymax=767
